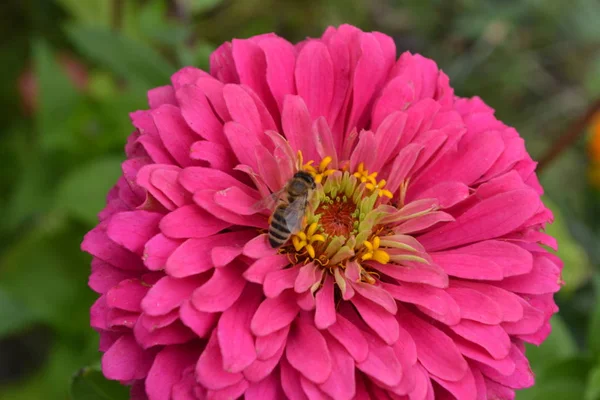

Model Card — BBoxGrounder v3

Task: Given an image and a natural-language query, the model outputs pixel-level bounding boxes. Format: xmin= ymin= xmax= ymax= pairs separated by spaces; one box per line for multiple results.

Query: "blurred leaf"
xmin=56 ymin=0 xmax=111 ymax=27
xmin=54 ymin=156 xmax=123 ymax=225
xmin=585 ymin=54 xmax=600 ymax=98
xmin=70 ymin=364 xmax=129 ymax=400
xmin=0 ymin=223 xmax=95 ymax=334
xmin=518 ymin=356 xmax=592 ymax=400
xmin=33 ymin=39 xmax=81 ymax=151
xmin=589 ymin=276 xmax=600 ymax=358
xmin=179 ymin=0 xmax=225 ymax=14
xmin=138 ymin=0 xmax=190 ymax=47
xmin=586 ymin=365 xmax=600 ymax=400
xmin=0 ymin=335 xmax=98 ymax=400
xmin=65 ymin=25 xmax=175 ymax=89
xmin=543 ymin=197 xmax=592 ymax=295
xmin=526 ymin=315 xmax=578 ymax=370
xmin=0 ymin=288 xmax=38 ymax=338
xmin=177 ymin=41 xmax=215 ymax=70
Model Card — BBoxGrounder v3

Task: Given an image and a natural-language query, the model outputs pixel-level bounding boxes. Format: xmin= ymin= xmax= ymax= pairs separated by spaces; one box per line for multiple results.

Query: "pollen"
xmin=353 ymin=162 xmax=378 ymax=185
xmin=365 ymin=178 xmax=393 ymax=199
xmin=292 ymin=222 xmax=325 ymax=259
xmin=304 ymin=156 xmax=336 ymax=184
xmin=361 ymin=236 xmax=390 ymax=264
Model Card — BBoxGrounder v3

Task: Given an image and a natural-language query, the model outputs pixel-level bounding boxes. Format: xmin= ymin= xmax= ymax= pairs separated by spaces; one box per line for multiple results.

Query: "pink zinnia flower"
xmin=82 ymin=24 xmax=561 ymax=400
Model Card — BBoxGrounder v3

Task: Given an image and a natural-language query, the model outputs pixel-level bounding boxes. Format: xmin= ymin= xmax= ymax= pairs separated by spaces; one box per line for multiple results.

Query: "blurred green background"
xmin=1 ymin=0 xmax=600 ymax=399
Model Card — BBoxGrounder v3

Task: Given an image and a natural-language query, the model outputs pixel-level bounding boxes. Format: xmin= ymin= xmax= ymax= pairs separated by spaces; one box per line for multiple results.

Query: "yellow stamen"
xmin=360 ymin=236 xmax=390 ymax=264
xmin=292 ymin=223 xmax=325 ymax=259
xmin=304 ymin=156 xmax=336 ymax=184
xmin=353 ymin=162 xmax=393 ymax=198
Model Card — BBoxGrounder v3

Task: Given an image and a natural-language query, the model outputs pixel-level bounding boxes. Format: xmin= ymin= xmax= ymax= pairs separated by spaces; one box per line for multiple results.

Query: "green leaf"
xmin=586 ymin=365 xmax=600 ymax=400
xmin=70 ymin=365 xmax=129 ymax=400
xmin=33 ymin=39 xmax=81 ymax=151
xmin=517 ymin=356 xmax=592 ymax=400
xmin=56 ymin=0 xmax=111 ymax=27
xmin=65 ymin=25 xmax=175 ymax=89
xmin=589 ymin=275 xmax=600 ymax=358
xmin=526 ymin=315 xmax=578 ymax=370
xmin=54 ymin=156 xmax=123 ymax=225
xmin=0 ymin=224 xmax=96 ymax=334
xmin=543 ymin=197 xmax=592 ymax=295
xmin=0 ymin=288 xmax=38 ymax=338
xmin=179 ymin=0 xmax=225 ymax=14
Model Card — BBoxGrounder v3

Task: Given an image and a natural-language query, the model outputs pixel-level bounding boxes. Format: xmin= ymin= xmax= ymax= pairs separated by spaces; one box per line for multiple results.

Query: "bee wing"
xmin=252 ymin=188 xmax=285 ymax=213
xmin=282 ymin=193 xmax=308 ymax=234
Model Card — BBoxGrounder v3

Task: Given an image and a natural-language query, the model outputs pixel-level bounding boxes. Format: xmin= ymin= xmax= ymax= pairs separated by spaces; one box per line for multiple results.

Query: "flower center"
xmin=316 ymin=199 xmax=356 ymax=237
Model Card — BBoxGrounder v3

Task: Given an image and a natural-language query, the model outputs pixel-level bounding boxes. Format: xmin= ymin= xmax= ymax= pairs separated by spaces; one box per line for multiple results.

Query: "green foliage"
xmin=70 ymin=364 xmax=129 ymax=400
xmin=2 ymin=0 xmax=600 ymax=399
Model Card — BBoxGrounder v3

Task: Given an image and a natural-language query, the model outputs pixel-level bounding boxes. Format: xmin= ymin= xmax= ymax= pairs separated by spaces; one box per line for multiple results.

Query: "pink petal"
xmin=218 ymin=286 xmax=262 ymax=373
xmin=312 ymin=118 xmax=338 ymax=167
xmin=395 ymin=211 xmax=454 ymax=234
xmin=456 ymin=337 xmax=515 ymax=376
xmin=295 ymin=41 xmax=334 ymax=121
xmin=179 ymin=300 xmax=217 ymax=338
xmin=398 ymin=305 xmax=468 ymax=382
xmin=194 ymin=190 xmax=266 ymax=229
xmin=431 ymin=367 xmax=478 ymax=400
xmin=501 ymin=297 xmax=545 ymax=335
xmin=171 ymin=66 xmax=209 ymax=88
xmin=243 ymin=234 xmax=275 ymax=259
xmin=455 ymin=240 xmax=533 ymax=278
xmin=106 ymin=278 xmax=148 ymax=312
xmin=196 ymin=332 xmax=245 ymax=390
xmin=286 ymin=318 xmax=333 ymax=384
xmin=479 ymin=345 xmax=534 ymax=389
xmin=166 ymin=231 xmax=255 ymax=277
xmin=148 ymin=85 xmax=176 ymax=108
xmin=327 ymin=313 xmax=369 ymax=363
xmin=82 ymin=224 xmax=144 ymax=271
xmin=190 ymin=140 xmax=235 ymax=170
xmin=214 ymin=186 xmax=261 ymax=215
xmin=418 ymin=189 xmax=541 ymax=251
xmin=257 ymin=36 xmax=296 ymax=112
xmin=281 ymin=358 xmax=310 ymax=400
xmin=131 ymin=110 xmax=175 ymax=165
xmin=222 ymin=121 xmax=261 ymax=171
xmin=449 ymin=320 xmax=511 ymax=359
xmin=145 ymin=345 xmax=199 ymax=400
xmin=412 ymin=181 xmax=470 ymax=209
xmin=243 ymin=344 xmax=285 ymax=383
xmin=245 ymin=373 xmax=285 ymax=400
xmin=319 ymin=336 xmax=356 ymax=400
xmin=243 ymin=255 xmax=290 ymax=284
xmin=294 ymin=262 xmax=321 ymax=293
xmin=282 ymin=96 xmax=319 ymax=161
xmin=176 ymin=84 xmax=226 ymax=146
xmin=232 ymin=39 xmax=279 ymax=119
xmin=431 ymin=253 xmax=503 ymax=281
xmin=191 ymin=262 xmax=246 ymax=312
xmin=89 ymin=259 xmax=137 ymax=294
xmin=351 ymin=282 xmax=398 ymax=314
xmin=495 ymin=254 xmax=561 ymax=294
xmin=141 ymin=275 xmax=206 ymax=316
xmin=375 ymin=261 xmax=449 ymax=288
xmin=299 ymin=377 xmax=331 ymax=400
xmin=255 ymin=325 xmax=290 ymax=361
xmin=451 ymin=280 xmax=524 ymax=323
xmin=351 ymin=294 xmax=399 ymax=345
xmin=264 ymin=267 xmax=299 ymax=298
xmin=205 ymin=380 xmax=250 ymax=400
xmin=160 ymin=204 xmax=231 ymax=239
xmin=370 ymin=111 xmax=406 ymax=172
xmin=314 ymin=275 xmax=336 ymax=330
xmin=382 ymin=282 xmax=459 ymax=322
xmin=152 ymin=104 xmax=198 ymax=167
xmin=355 ymin=333 xmax=403 ymax=387
xmin=179 ymin=166 xmax=255 ymax=195
xmin=143 ymin=233 xmax=181 ymax=271
xmin=251 ymin=291 xmax=299 ymax=336
xmin=446 ymin=287 xmax=502 ymax=324
xmin=102 ymin=334 xmax=155 ymax=381
xmin=210 ymin=42 xmax=239 ymax=84
xmin=133 ymin=318 xmax=195 ymax=349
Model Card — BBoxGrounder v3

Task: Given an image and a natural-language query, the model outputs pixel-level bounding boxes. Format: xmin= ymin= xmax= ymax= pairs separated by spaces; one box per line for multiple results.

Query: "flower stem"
xmin=537 ymin=98 xmax=600 ymax=173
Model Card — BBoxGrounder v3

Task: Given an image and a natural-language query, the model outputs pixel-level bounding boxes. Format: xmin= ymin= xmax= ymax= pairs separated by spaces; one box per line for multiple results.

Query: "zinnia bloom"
xmin=82 ymin=24 xmax=561 ymax=400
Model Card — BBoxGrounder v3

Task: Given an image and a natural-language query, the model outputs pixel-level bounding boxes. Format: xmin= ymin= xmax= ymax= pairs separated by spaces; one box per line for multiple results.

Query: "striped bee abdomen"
xmin=268 ymin=205 xmax=291 ymax=247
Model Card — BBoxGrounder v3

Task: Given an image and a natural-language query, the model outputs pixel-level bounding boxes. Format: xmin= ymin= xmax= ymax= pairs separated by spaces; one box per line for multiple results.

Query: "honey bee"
xmin=256 ymin=171 xmax=316 ymax=248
